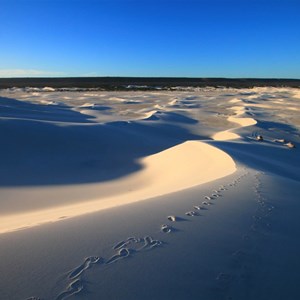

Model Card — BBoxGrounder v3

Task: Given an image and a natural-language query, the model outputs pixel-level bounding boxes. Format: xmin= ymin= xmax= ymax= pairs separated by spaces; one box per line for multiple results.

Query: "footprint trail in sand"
xmin=46 ymin=167 xmax=254 ymax=300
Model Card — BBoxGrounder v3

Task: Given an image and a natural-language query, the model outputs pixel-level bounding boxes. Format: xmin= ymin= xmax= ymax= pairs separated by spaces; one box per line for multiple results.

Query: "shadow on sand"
xmin=0 ymin=96 xmax=203 ymax=187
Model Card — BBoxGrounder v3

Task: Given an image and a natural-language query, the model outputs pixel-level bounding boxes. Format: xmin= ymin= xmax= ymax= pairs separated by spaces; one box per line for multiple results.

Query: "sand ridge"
xmin=212 ymin=100 xmax=257 ymax=141
xmin=0 ymin=140 xmax=236 ymax=234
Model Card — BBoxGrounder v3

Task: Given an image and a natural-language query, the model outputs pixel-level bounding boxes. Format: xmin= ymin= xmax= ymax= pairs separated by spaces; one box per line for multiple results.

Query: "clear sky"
xmin=1 ymin=0 xmax=300 ymax=78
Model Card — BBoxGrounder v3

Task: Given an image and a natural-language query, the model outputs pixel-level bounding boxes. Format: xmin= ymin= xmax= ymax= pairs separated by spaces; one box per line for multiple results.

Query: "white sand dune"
xmin=227 ymin=115 xmax=257 ymax=127
xmin=142 ymin=109 xmax=159 ymax=120
xmin=0 ymin=141 xmax=236 ymax=234
xmin=212 ymin=130 xmax=241 ymax=140
xmin=229 ymin=98 xmax=242 ymax=103
xmin=0 ymin=87 xmax=299 ymax=300
xmin=212 ymin=101 xmax=257 ymax=140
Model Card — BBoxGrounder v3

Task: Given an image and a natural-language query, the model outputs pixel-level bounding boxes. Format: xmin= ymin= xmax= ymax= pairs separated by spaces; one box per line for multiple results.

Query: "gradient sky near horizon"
xmin=1 ymin=0 xmax=300 ymax=78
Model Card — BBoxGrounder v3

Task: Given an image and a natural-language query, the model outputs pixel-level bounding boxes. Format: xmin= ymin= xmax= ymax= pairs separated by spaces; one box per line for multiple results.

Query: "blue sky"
xmin=1 ymin=0 xmax=299 ymax=78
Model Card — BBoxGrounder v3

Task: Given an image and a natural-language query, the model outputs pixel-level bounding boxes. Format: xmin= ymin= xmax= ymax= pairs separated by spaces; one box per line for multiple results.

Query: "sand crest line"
xmin=212 ymin=103 xmax=257 ymax=141
xmin=0 ymin=141 xmax=236 ymax=234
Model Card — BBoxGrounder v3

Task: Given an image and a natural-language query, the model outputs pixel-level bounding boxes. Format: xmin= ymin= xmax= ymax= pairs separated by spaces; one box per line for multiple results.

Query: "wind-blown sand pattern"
xmin=0 ymin=87 xmax=299 ymax=300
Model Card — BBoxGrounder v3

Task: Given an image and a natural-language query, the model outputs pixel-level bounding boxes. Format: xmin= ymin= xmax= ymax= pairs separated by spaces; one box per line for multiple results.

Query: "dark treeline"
xmin=0 ymin=77 xmax=300 ymax=90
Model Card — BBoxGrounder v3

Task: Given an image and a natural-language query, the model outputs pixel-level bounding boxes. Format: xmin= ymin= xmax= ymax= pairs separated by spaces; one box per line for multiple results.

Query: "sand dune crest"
xmin=0 ymin=141 xmax=236 ymax=234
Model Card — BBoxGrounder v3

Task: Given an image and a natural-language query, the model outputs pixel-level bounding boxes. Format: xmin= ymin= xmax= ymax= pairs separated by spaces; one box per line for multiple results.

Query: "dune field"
xmin=0 ymin=87 xmax=299 ymax=300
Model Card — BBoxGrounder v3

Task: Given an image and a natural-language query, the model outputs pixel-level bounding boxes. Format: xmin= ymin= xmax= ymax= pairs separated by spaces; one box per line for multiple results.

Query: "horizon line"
xmin=1 ymin=76 xmax=300 ymax=80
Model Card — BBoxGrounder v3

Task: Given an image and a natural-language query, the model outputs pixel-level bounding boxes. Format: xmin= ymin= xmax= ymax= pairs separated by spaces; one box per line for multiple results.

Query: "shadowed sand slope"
xmin=0 ymin=141 xmax=236 ymax=234
xmin=0 ymin=97 xmax=200 ymax=186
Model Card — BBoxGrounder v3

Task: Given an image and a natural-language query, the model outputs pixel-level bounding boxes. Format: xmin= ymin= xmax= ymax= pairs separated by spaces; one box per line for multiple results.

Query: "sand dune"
xmin=227 ymin=115 xmax=257 ymax=127
xmin=0 ymin=87 xmax=299 ymax=300
xmin=0 ymin=141 xmax=236 ymax=234
xmin=212 ymin=130 xmax=241 ymax=140
xmin=212 ymin=101 xmax=257 ymax=140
